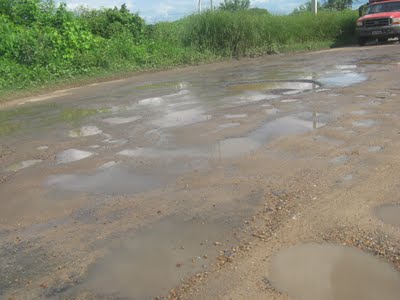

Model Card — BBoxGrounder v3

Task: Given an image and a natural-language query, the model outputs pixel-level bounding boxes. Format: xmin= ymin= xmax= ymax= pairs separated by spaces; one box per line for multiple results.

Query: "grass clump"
xmin=182 ymin=10 xmax=358 ymax=57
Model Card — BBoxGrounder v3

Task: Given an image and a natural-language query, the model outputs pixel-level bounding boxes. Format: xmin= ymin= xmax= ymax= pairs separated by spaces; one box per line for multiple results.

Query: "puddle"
xmin=152 ymin=108 xmax=211 ymax=128
xmin=103 ymin=116 xmax=142 ymax=125
xmin=102 ymin=138 xmax=127 ymax=147
xmin=138 ymin=97 xmax=164 ymax=106
xmin=281 ymin=99 xmax=298 ymax=103
xmin=6 ymin=160 xmax=42 ymax=172
xmin=336 ymin=65 xmax=357 ymax=70
xmin=121 ymin=115 xmax=323 ymax=160
xmin=269 ymin=243 xmax=400 ymax=300
xmin=89 ymin=145 xmax=101 ymax=149
xmin=224 ymin=114 xmax=247 ymax=119
xmin=99 ymin=161 xmax=120 ymax=170
xmin=46 ymin=166 xmax=168 ymax=194
xmin=56 ymin=149 xmax=94 ymax=164
xmin=312 ymin=135 xmax=343 ymax=146
xmin=69 ymin=126 xmax=102 ymax=138
xmin=318 ymin=71 xmax=367 ymax=87
xmin=374 ymin=204 xmax=400 ymax=227
xmin=368 ymin=146 xmax=383 ymax=153
xmin=351 ymin=110 xmax=368 ymax=116
xmin=218 ymin=123 xmax=241 ymax=129
xmin=352 ymin=120 xmax=377 ymax=128
xmin=330 ymin=155 xmax=349 ymax=165
xmin=227 ymin=80 xmax=319 ymax=94
xmin=81 ymin=216 xmax=236 ymax=299
xmin=342 ymin=174 xmax=353 ymax=181
xmin=36 ymin=146 xmax=48 ymax=151
xmin=316 ymin=88 xmax=331 ymax=93
xmin=265 ymin=108 xmax=279 ymax=115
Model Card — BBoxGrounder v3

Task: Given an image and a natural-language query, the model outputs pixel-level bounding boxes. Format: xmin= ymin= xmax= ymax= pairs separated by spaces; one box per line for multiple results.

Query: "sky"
xmin=62 ymin=0 xmax=308 ymax=23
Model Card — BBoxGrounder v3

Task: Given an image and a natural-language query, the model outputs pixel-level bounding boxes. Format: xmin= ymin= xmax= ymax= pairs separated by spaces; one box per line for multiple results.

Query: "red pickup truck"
xmin=356 ymin=0 xmax=400 ymax=45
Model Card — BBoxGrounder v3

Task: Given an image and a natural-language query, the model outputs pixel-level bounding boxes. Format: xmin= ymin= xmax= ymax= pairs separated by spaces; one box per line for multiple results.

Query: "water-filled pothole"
xmin=269 ymin=243 xmax=400 ymax=300
xmin=226 ymin=80 xmax=320 ymax=94
xmin=374 ymin=204 xmax=400 ymax=227
xmin=80 ymin=216 xmax=237 ymax=299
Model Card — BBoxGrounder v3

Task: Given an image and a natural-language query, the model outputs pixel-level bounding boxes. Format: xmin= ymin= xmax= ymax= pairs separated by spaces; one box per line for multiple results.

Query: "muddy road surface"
xmin=1 ymin=45 xmax=400 ymax=300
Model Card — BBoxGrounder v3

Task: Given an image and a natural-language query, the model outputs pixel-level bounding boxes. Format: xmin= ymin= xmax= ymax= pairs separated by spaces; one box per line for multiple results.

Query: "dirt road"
xmin=1 ymin=45 xmax=400 ymax=300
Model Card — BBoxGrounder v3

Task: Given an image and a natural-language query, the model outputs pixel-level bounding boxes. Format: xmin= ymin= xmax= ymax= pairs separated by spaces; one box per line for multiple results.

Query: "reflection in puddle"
xmin=56 ymin=149 xmax=94 ymax=164
xmin=6 ymin=160 xmax=42 ymax=172
xmin=265 ymin=108 xmax=279 ymax=115
xmin=368 ymin=146 xmax=382 ymax=153
xmin=374 ymin=204 xmax=400 ymax=227
xmin=269 ymin=243 xmax=400 ymax=300
xmin=152 ymin=107 xmax=211 ymax=128
xmin=227 ymin=80 xmax=319 ymax=93
xmin=46 ymin=166 xmax=169 ymax=194
xmin=81 ymin=217 xmax=235 ymax=299
xmin=352 ymin=120 xmax=377 ymax=128
xmin=318 ymin=71 xmax=367 ymax=87
xmin=121 ymin=115 xmax=324 ymax=160
xmin=138 ymin=97 xmax=164 ymax=106
xmin=69 ymin=126 xmax=102 ymax=138
xmin=99 ymin=161 xmax=120 ymax=170
xmin=224 ymin=114 xmax=248 ymax=119
xmin=218 ymin=123 xmax=241 ymax=129
xmin=37 ymin=146 xmax=48 ymax=151
xmin=103 ymin=116 xmax=142 ymax=125
xmin=330 ymin=155 xmax=349 ymax=165
xmin=351 ymin=110 xmax=368 ymax=116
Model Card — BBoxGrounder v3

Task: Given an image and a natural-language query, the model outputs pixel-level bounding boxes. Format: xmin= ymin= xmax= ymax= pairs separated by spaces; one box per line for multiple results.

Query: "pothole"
xmin=352 ymin=119 xmax=377 ymax=128
xmin=226 ymin=80 xmax=320 ymax=95
xmin=269 ymin=243 xmax=400 ymax=300
xmin=374 ymin=204 xmax=400 ymax=227
xmin=102 ymin=116 xmax=142 ymax=125
xmin=56 ymin=149 xmax=94 ymax=164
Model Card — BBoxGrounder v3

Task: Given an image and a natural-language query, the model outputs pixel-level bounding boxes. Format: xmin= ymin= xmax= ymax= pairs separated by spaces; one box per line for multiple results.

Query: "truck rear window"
xmin=367 ymin=2 xmax=400 ymax=14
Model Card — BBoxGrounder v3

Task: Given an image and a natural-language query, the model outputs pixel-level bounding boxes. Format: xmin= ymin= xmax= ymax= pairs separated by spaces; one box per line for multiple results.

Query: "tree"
xmin=292 ymin=0 xmax=356 ymax=14
xmin=292 ymin=1 xmax=322 ymax=14
xmin=219 ymin=0 xmax=250 ymax=12
xmin=323 ymin=0 xmax=353 ymax=11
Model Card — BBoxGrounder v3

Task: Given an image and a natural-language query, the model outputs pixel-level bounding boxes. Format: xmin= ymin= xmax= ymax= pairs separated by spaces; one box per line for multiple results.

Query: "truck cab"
xmin=356 ymin=0 xmax=400 ymax=45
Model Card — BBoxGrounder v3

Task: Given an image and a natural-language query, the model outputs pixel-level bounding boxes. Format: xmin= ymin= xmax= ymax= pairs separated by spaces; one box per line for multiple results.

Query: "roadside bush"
xmin=183 ymin=10 xmax=358 ymax=57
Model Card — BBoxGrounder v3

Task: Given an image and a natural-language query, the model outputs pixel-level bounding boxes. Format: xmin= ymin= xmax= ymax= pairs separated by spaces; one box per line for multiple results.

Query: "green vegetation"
xmin=0 ymin=0 xmax=358 ymax=98
xmin=183 ymin=10 xmax=357 ymax=57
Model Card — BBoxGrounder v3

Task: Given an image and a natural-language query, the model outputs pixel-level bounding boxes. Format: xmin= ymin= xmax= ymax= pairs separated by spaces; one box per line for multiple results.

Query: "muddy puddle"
xmin=118 ymin=114 xmax=325 ymax=161
xmin=226 ymin=80 xmax=319 ymax=94
xmin=56 ymin=149 xmax=94 ymax=164
xmin=318 ymin=71 xmax=367 ymax=87
xmin=46 ymin=164 xmax=180 ymax=195
xmin=71 ymin=216 xmax=241 ymax=299
xmin=374 ymin=204 xmax=400 ymax=227
xmin=269 ymin=243 xmax=400 ymax=300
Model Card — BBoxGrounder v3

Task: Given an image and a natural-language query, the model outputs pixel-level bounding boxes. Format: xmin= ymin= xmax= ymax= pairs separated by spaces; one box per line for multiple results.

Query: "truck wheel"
xmin=358 ymin=38 xmax=368 ymax=46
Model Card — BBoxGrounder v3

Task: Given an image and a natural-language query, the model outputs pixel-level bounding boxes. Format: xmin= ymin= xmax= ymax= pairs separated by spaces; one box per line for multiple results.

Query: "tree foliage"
xmin=219 ymin=0 xmax=251 ymax=12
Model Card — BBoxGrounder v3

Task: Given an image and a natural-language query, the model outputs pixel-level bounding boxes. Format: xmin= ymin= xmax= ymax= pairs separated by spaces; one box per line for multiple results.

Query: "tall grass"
xmin=183 ymin=10 xmax=358 ymax=57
